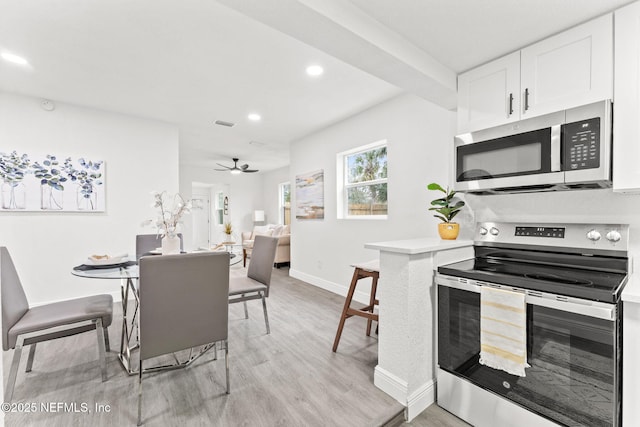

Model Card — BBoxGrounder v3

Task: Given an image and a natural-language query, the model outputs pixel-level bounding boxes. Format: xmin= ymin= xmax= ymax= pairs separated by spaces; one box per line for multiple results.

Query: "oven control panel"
xmin=514 ymin=226 xmax=565 ymax=238
xmin=475 ymin=222 xmax=629 ymax=253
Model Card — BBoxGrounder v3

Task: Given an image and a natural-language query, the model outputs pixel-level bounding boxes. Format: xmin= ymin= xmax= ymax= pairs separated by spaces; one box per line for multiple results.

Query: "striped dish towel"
xmin=479 ymin=286 xmax=529 ymax=377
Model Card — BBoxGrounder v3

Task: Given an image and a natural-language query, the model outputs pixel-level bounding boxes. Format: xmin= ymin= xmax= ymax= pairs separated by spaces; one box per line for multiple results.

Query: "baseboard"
xmin=374 ymin=365 xmax=435 ymax=422
xmin=374 ymin=365 xmax=408 ymax=405
xmin=289 ymin=269 xmax=370 ymax=304
xmin=406 ymin=380 xmax=435 ymax=421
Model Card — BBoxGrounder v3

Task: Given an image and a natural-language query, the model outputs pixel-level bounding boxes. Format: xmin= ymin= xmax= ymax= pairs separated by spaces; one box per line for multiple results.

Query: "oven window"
xmin=462 ymin=143 xmax=541 ymax=177
xmin=437 ymin=286 xmax=480 ymax=373
xmin=438 ymin=285 xmax=618 ymax=426
xmin=456 ymin=128 xmax=551 ymax=181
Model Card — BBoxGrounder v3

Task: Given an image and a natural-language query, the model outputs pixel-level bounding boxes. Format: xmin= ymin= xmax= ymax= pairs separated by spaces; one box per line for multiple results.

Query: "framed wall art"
xmin=295 ymin=169 xmax=324 ymax=220
xmin=0 ymin=151 xmax=106 ymax=212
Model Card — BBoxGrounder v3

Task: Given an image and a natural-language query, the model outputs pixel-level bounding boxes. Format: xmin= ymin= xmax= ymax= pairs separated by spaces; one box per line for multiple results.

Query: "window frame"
xmin=278 ymin=181 xmax=291 ymax=225
xmin=336 ymin=140 xmax=388 ymax=220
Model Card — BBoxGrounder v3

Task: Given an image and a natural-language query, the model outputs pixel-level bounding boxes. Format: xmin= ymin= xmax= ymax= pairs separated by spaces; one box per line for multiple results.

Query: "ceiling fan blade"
xmin=214 ymin=168 xmax=230 ymax=171
xmin=242 ymin=169 xmax=259 ymax=173
xmin=240 ymin=164 xmax=249 ymax=170
xmin=216 ymin=163 xmax=232 ymax=169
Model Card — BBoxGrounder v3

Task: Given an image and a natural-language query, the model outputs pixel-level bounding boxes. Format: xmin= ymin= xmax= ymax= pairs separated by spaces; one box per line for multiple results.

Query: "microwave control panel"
xmin=563 ymin=117 xmax=600 ymax=170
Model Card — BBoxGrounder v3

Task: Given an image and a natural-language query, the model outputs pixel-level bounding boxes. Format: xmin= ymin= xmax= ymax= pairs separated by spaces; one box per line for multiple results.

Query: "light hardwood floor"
xmin=3 ymin=266 xmax=467 ymax=427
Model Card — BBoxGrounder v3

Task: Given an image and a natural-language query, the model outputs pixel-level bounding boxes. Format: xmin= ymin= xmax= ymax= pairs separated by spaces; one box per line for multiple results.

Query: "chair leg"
xmin=96 ymin=318 xmax=107 ymax=382
xmin=243 ymin=249 xmax=247 ymax=267
xmin=366 ymin=273 xmax=379 ymax=336
xmin=332 ymin=268 xmax=360 ymax=352
xmin=243 ymin=297 xmax=248 ymax=319
xmin=225 ymin=339 xmax=230 ymax=394
xmin=104 ymin=327 xmax=110 ymax=352
xmin=261 ymin=293 xmax=270 ymax=335
xmin=137 ymin=360 xmax=144 ymax=426
xmin=25 ymin=343 xmax=36 ymax=372
xmin=6 ymin=336 xmax=25 ymax=402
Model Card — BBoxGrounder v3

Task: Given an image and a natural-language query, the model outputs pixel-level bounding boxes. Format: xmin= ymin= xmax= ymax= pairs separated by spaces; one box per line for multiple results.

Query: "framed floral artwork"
xmin=0 ymin=151 xmax=106 ymax=212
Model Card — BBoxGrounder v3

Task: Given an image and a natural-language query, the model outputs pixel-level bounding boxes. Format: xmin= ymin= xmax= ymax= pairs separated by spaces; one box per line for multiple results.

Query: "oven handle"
xmin=435 ymin=273 xmax=616 ymax=321
xmin=550 ymin=124 xmax=561 ymax=172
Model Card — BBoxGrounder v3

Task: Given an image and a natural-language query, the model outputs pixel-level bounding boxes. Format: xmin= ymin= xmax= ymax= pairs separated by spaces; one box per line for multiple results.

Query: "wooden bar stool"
xmin=332 ymin=260 xmax=379 ymax=352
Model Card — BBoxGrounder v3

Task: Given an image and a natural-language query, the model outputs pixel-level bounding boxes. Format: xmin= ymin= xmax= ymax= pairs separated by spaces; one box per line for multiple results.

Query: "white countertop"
xmin=622 ymin=277 xmax=640 ymax=304
xmin=622 ymin=254 xmax=640 ymax=303
xmin=364 ymin=238 xmax=473 ymax=255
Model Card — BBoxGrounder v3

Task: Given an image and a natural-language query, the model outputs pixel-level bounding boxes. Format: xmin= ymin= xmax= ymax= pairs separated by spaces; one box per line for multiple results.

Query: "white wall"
xmin=261 ymin=166 xmax=289 ymax=225
xmin=179 ymin=165 xmax=263 ymax=248
xmin=0 ymin=92 xmax=179 ymax=305
xmin=288 ymin=93 xmax=458 ymax=298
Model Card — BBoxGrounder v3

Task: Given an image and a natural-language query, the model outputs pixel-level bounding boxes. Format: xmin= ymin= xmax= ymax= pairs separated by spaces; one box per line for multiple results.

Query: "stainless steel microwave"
xmin=454 ymin=100 xmax=612 ymax=194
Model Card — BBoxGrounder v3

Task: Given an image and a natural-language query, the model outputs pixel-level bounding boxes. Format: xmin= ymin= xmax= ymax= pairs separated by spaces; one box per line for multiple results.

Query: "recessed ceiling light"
xmin=1 ymin=52 xmax=29 ymax=66
xmin=306 ymin=65 xmax=324 ymax=77
xmin=248 ymin=113 xmax=261 ymax=121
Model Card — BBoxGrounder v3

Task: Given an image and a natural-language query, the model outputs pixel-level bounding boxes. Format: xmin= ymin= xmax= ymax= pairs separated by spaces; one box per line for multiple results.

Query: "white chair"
xmin=137 ymin=251 xmax=230 ymax=425
xmin=230 ymin=235 xmax=278 ymax=334
xmin=1 ymin=246 xmax=113 ymax=402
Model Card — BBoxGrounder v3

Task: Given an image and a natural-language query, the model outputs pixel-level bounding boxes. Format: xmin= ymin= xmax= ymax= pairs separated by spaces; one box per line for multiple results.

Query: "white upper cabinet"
xmin=457 ymin=52 xmax=520 ymax=134
xmin=613 ymin=1 xmax=640 ymax=193
xmin=457 ymin=13 xmax=612 ymax=133
xmin=520 ymin=14 xmax=613 ymax=118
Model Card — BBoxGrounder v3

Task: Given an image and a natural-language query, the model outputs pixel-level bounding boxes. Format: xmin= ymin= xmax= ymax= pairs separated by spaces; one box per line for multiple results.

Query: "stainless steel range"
xmin=436 ymin=222 xmax=629 ymax=427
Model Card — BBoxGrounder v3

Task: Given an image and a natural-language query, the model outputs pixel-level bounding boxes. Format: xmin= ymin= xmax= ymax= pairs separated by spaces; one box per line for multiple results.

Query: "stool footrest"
xmin=345 ymin=307 xmax=378 ymax=321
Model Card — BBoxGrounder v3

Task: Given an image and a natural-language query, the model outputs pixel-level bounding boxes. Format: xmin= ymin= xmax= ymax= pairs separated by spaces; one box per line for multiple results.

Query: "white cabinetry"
xmin=520 ymin=14 xmax=612 ymax=118
xmin=457 ymin=14 xmax=612 ymax=133
xmin=457 ymin=52 xmax=520 ymax=133
xmin=613 ymin=1 xmax=640 ymax=192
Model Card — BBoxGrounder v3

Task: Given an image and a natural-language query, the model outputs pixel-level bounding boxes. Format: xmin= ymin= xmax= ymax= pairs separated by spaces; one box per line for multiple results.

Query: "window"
xmin=215 ymin=191 xmax=224 ymax=225
xmin=337 ymin=141 xmax=387 ymax=218
xmin=279 ymin=182 xmax=291 ymax=225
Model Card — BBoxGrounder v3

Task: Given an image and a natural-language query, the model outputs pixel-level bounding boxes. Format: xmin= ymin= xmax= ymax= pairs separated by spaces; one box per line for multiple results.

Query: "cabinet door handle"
xmin=524 ymin=88 xmax=530 ymax=112
xmin=508 ymin=93 xmax=514 ymax=116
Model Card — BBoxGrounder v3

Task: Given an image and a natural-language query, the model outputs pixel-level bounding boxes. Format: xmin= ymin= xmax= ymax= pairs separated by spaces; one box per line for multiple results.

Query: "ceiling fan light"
xmin=230 ymin=169 xmax=242 ymax=175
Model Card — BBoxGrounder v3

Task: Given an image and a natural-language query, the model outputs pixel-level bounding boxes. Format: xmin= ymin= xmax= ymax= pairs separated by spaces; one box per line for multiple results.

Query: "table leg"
xmin=118 ymin=276 xmax=140 ymax=375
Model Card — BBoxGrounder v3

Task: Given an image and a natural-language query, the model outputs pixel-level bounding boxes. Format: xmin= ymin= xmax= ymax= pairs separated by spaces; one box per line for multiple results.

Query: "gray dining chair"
xmin=137 ymin=251 xmax=230 ymax=426
xmin=135 ymin=233 xmax=183 ymax=260
xmin=0 ymin=246 xmax=113 ymax=402
xmin=229 ymin=235 xmax=278 ymax=334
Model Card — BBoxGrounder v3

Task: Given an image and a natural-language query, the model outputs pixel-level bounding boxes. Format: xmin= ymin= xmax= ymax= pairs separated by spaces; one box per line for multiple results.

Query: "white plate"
xmin=86 ymin=255 xmax=127 ymax=266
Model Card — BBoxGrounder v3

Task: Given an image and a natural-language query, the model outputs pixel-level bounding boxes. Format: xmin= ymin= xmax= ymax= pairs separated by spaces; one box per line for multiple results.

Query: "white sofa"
xmin=242 ymin=224 xmax=290 ymax=268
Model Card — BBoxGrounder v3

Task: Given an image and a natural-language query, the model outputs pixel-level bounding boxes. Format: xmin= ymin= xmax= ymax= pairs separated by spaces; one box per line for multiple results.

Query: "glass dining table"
xmin=72 ymin=251 xmax=240 ymax=375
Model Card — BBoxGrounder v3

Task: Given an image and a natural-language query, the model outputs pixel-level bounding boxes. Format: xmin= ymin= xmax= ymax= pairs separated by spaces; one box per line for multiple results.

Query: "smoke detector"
xmin=41 ymin=99 xmax=55 ymax=111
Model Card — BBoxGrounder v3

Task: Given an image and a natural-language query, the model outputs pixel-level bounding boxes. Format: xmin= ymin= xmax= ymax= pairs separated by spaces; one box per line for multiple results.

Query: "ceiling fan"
xmin=215 ymin=158 xmax=258 ymax=174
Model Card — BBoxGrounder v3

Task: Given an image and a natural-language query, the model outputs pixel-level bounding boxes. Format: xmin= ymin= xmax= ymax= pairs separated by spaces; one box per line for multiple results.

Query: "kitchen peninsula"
xmin=364 ymin=238 xmax=473 ymax=420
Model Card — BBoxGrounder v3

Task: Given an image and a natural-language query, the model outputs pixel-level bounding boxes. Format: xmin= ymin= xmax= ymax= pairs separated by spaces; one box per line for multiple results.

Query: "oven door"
xmin=437 ymin=275 xmax=620 ymax=427
xmin=454 ymin=110 xmax=564 ymax=193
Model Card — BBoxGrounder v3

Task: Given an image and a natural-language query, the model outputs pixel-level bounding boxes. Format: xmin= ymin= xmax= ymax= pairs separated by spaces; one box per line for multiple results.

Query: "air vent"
xmin=248 ymin=140 xmax=265 ymax=147
xmin=214 ymin=120 xmax=235 ymax=127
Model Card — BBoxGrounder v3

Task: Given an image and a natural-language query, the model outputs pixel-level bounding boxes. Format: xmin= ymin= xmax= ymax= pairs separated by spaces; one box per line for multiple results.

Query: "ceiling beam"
xmin=217 ymin=0 xmax=457 ymax=110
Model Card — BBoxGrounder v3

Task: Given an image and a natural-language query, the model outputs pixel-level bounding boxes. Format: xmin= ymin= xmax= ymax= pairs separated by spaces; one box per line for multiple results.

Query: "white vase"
xmin=161 ymin=235 xmax=181 ymax=255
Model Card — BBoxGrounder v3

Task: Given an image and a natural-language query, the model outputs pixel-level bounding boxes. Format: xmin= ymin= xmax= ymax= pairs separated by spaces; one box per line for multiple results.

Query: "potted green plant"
xmin=427 ymin=182 xmax=465 ymax=240
xmin=223 ymin=222 xmax=233 ymax=242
